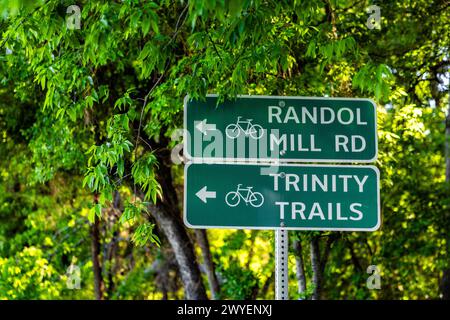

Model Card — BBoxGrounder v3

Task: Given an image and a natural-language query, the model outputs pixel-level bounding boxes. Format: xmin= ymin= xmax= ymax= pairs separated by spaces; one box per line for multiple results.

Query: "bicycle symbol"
xmin=225 ymin=184 xmax=264 ymax=208
xmin=225 ymin=116 xmax=264 ymax=140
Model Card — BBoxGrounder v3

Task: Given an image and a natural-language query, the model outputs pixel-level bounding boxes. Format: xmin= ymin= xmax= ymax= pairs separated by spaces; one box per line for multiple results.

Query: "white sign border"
xmin=183 ymin=94 xmax=378 ymax=163
xmin=183 ymin=161 xmax=381 ymax=232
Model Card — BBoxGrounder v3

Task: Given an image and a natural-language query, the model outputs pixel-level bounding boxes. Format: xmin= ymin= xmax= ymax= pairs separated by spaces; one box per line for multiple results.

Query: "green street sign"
xmin=184 ymin=95 xmax=377 ymax=163
xmin=184 ymin=162 xmax=380 ymax=231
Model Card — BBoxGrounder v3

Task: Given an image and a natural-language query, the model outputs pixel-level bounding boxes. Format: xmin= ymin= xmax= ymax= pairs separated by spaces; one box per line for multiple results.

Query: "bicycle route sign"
xmin=184 ymin=162 xmax=380 ymax=231
xmin=184 ymin=95 xmax=377 ymax=163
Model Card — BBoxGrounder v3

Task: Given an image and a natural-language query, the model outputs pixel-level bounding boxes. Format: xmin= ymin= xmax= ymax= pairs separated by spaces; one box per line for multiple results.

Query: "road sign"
xmin=184 ymin=162 xmax=380 ymax=231
xmin=184 ymin=95 xmax=377 ymax=163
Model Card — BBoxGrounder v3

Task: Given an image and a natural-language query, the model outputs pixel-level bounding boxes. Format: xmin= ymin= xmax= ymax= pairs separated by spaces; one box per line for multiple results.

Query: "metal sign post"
xmin=275 ymin=229 xmax=289 ymax=300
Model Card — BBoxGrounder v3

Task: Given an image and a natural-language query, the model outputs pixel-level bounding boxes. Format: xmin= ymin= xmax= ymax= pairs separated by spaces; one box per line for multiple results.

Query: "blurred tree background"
xmin=0 ymin=0 xmax=449 ymax=300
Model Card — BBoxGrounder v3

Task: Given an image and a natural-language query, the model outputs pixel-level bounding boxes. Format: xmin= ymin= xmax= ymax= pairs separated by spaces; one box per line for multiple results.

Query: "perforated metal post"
xmin=275 ymin=229 xmax=289 ymax=300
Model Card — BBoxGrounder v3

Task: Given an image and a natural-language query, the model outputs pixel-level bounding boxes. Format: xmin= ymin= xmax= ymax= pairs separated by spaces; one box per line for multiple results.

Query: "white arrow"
xmin=195 ymin=119 xmax=216 ymax=135
xmin=196 ymin=186 xmax=216 ymax=203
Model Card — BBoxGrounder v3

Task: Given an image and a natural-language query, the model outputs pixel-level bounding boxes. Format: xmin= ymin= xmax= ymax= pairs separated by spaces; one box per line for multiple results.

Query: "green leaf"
xmin=142 ymin=18 xmax=151 ymax=36
xmin=88 ymin=207 xmax=95 ymax=223
xmin=228 ymin=0 xmax=244 ymax=17
xmin=94 ymin=203 xmax=102 ymax=219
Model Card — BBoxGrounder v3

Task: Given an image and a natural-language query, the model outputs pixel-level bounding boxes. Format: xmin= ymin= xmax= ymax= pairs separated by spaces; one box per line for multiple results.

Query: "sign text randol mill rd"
xmin=184 ymin=95 xmax=377 ymax=163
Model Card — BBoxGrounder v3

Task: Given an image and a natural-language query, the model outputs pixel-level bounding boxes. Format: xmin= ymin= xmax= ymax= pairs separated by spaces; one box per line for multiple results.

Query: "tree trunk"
xmin=91 ymin=194 xmax=104 ymax=300
xmin=148 ymin=203 xmax=207 ymax=300
xmin=155 ymin=254 xmax=170 ymax=300
xmin=105 ymin=230 xmax=117 ymax=298
xmin=246 ymin=231 xmax=257 ymax=269
xmin=138 ymin=134 xmax=207 ymax=299
xmin=105 ymin=191 xmax=121 ymax=298
xmin=310 ymin=236 xmax=322 ymax=300
xmin=292 ymin=239 xmax=307 ymax=295
xmin=260 ymin=272 xmax=274 ymax=299
xmin=195 ymin=229 xmax=220 ymax=299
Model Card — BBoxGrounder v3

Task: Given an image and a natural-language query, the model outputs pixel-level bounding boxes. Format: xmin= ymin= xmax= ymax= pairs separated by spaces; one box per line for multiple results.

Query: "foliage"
xmin=0 ymin=0 xmax=448 ymax=300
